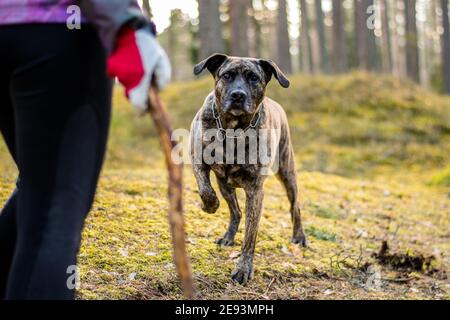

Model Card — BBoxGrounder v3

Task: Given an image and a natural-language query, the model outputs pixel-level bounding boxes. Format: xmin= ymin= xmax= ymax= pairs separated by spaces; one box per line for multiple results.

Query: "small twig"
xmin=263 ymin=277 xmax=276 ymax=296
xmin=382 ymin=277 xmax=412 ymax=283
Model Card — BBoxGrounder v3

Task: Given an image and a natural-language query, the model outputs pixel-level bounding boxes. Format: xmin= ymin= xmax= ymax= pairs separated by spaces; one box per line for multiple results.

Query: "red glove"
xmin=107 ymin=26 xmax=171 ymax=113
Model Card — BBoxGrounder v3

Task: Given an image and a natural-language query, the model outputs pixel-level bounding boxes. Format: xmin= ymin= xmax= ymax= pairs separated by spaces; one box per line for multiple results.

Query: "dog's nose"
xmin=230 ymin=90 xmax=247 ymax=103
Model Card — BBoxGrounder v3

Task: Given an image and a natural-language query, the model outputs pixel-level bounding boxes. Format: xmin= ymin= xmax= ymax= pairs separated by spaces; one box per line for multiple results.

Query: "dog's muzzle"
xmin=224 ymin=90 xmax=251 ymax=116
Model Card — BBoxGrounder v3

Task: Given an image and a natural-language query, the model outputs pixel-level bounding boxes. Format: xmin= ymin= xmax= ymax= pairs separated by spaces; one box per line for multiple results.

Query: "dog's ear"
xmin=258 ymin=59 xmax=290 ymax=88
xmin=194 ymin=53 xmax=228 ymax=76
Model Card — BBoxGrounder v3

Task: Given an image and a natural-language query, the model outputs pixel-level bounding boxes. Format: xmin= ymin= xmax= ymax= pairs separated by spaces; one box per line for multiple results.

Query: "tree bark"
xmin=299 ymin=0 xmax=314 ymax=73
xmin=198 ymin=0 xmax=225 ymax=59
xmin=354 ymin=0 xmax=365 ymax=69
xmin=441 ymin=0 xmax=450 ymax=93
xmin=380 ymin=0 xmax=392 ymax=73
xmin=331 ymin=0 xmax=347 ymax=73
xmin=314 ymin=0 xmax=329 ymax=73
xmin=354 ymin=0 xmax=378 ymax=71
xmin=249 ymin=1 xmax=262 ymax=57
xmin=230 ymin=0 xmax=251 ymax=57
xmin=404 ymin=0 xmax=420 ymax=82
xmin=277 ymin=0 xmax=292 ymax=73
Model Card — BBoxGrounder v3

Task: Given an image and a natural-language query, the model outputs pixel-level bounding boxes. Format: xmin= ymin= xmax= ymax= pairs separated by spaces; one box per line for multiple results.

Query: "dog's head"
xmin=194 ymin=54 xmax=290 ymax=117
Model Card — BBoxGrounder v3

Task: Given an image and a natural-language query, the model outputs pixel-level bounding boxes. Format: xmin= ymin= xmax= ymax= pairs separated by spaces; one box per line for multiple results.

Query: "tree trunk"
xmin=167 ymin=12 xmax=176 ymax=79
xmin=380 ymin=0 xmax=392 ymax=73
xmin=230 ymin=0 xmax=250 ymax=57
xmin=354 ymin=0 xmax=378 ymax=71
xmin=354 ymin=0 xmax=365 ymax=69
xmin=365 ymin=0 xmax=379 ymax=71
xmin=314 ymin=0 xmax=328 ymax=73
xmin=142 ymin=0 xmax=152 ymax=19
xmin=392 ymin=0 xmax=406 ymax=78
xmin=198 ymin=0 xmax=224 ymax=59
xmin=404 ymin=0 xmax=420 ymax=82
xmin=276 ymin=0 xmax=292 ymax=73
xmin=442 ymin=0 xmax=450 ymax=93
xmin=331 ymin=0 xmax=347 ymax=73
xmin=299 ymin=0 xmax=314 ymax=73
xmin=420 ymin=0 xmax=439 ymax=88
xmin=249 ymin=1 xmax=262 ymax=57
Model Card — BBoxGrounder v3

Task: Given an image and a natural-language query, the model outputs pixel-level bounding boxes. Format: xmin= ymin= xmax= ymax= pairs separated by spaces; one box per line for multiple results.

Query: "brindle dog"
xmin=190 ymin=54 xmax=307 ymax=285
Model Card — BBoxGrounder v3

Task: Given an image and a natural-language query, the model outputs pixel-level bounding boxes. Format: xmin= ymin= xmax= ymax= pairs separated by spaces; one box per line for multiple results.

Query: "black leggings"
xmin=0 ymin=24 xmax=112 ymax=299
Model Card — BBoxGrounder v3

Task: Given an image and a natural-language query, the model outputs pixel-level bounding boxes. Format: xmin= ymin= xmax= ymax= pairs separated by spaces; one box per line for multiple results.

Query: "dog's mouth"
xmin=228 ymin=108 xmax=246 ymax=116
xmin=223 ymin=101 xmax=252 ymax=117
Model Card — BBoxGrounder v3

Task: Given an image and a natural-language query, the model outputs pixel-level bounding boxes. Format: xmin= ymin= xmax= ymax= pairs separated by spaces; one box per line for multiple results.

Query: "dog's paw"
xmin=215 ymin=235 xmax=235 ymax=247
xmin=291 ymin=234 xmax=308 ymax=248
xmin=200 ymin=192 xmax=220 ymax=214
xmin=231 ymin=263 xmax=253 ymax=285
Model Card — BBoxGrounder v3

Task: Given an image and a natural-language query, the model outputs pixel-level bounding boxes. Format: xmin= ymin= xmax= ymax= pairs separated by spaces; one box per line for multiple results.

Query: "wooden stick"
xmin=147 ymin=87 xmax=194 ymax=299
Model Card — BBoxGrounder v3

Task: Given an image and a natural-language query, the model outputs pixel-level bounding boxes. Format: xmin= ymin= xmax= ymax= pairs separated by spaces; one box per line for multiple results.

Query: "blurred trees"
xmin=198 ymin=0 xmax=224 ymax=58
xmin=150 ymin=0 xmax=450 ymax=94
xmin=442 ymin=0 xmax=450 ymax=93
xmin=299 ymin=0 xmax=313 ymax=73
xmin=355 ymin=0 xmax=378 ymax=71
xmin=277 ymin=0 xmax=292 ymax=73
xmin=404 ymin=0 xmax=420 ymax=82
xmin=230 ymin=0 xmax=251 ymax=56
xmin=331 ymin=0 xmax=347 ymax=73
xmin=379 ymin=0 xmax=392 ymax=74
xmin=314 ymin=0 xmax=328 ymax=73
xmin=159 ymin=9 xmax=195 ymax=80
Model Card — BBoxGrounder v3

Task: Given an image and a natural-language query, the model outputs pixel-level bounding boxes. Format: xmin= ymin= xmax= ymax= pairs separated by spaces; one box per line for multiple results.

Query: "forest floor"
xmin=0 ymin=73 xmax=449 ymax=300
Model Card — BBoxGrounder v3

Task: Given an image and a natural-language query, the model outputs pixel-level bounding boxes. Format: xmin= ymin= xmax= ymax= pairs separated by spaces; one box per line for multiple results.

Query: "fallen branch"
xmin=147 ymin=87 xmax=194 ymax=299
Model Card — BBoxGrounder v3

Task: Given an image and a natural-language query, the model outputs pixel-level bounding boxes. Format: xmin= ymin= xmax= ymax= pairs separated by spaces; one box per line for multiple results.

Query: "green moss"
xmin=305 ymin=226 xmax=338 ymax=242
xmin=0 ymin=73 xmax=449 ymax=300
xmin=307 ymin=203 xmax=343 ymax=220
xmin=429 ymin=167 xmax=450 ymax=187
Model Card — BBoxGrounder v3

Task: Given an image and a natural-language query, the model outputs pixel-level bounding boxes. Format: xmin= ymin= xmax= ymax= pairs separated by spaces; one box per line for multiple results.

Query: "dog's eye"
xmin=222 ymin=73 xmax=232 ymax=81
xmin=249 ymin=73 xmax=259 ymax=83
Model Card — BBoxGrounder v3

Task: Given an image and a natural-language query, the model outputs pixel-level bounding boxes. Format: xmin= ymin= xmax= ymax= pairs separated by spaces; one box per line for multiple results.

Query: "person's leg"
xmin=4 ymin=24 xmax=112 ymax=300
xmin=0 ymin=41 xmax=18 ymax=299
xmin=0 ymin=190 xmax=17 ymax=300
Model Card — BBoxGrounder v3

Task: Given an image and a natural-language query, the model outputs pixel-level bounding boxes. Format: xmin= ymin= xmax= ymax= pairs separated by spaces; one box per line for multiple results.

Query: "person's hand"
xmin=107 ymin=26 xmax=171 ymax=113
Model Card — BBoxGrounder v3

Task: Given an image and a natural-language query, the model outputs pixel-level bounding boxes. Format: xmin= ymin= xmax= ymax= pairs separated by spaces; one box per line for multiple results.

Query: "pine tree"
xmin=198 ymin=0 xmax=225 ymax=58
xmin=230 ymin=0 xmax=251 ymax=56
xmin=331 ymin=0 xmax=348 ymax=73
xmin=404 ymin=0 xmax=420 ymax=82
xmin=314 ymin=0 xmax=329 ymax=73
xmin=277 ymin=0 xmax=292 ymax=73
xmin=380 ymin=0 xmax=393 ymax=73
xmin=441 ymin=0 xmax=450 ymax=93
xmin=299 ymin=0 xmax=313 ymax=73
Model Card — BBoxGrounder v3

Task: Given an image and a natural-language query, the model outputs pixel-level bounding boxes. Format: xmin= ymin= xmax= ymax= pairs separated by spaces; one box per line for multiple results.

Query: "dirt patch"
xmin=373 ymin=241 xmax=437 ymax=272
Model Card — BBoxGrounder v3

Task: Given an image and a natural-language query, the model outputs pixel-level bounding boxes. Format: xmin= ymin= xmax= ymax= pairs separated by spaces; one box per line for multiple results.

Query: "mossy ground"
xmin=0 ymin=73 xmax=449 ymax=299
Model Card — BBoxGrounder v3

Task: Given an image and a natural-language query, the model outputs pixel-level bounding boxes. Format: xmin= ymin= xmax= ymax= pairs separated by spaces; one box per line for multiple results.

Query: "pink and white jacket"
xmin=0 ymin=0 xmax=146 ymax=53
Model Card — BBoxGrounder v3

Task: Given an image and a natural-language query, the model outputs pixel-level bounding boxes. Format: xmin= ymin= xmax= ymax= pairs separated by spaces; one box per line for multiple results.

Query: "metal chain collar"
xmin=211 ymin=103 xmax=263 ymax=142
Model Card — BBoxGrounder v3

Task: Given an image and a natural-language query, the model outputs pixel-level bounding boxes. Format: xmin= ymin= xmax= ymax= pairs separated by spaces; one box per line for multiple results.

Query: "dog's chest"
xmin=211 ymin=163 xmax=259 ymax=188
xmin=208 ymin=131 xmax=268 ymax=186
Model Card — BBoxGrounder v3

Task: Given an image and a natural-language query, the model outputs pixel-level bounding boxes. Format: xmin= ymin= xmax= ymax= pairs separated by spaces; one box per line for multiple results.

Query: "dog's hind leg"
xmin=277 ymin=151 xmax=307 ymax=247
xmin=215 ymin=178 xmax=242 ymax=246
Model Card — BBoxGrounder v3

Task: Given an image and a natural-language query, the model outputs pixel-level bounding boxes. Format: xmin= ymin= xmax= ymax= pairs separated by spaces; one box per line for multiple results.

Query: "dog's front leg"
xmin=193 ymin=164 xmax=219 ymax=214
xmin=231 ymin=182 xmax=264 ymax=285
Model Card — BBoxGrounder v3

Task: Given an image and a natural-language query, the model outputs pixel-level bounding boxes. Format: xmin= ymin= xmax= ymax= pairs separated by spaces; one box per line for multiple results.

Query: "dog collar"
xmin=211 ymin=103 xmax=263 ymax=142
